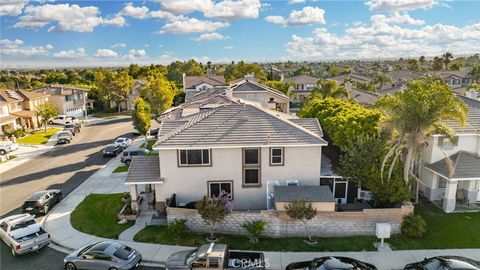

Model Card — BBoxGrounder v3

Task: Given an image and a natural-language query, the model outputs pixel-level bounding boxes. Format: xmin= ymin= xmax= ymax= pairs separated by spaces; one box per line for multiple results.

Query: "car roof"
xmin=105 ymin=144 xmax=118 ymax=148
xmin=89 ymin=242 xmax=113 ymax=252
xmin=27 ymin=191 xmax=49 ymax=200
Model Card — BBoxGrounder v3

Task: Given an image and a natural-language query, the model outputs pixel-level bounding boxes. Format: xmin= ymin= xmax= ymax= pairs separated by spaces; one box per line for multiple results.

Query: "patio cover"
xmin=274 ymin=185 xmax=334 ymax=202
xmin=426 ymin=151 xmax=480 ymax=179
xmin=125 ymin=156 xmax=161 ymax=184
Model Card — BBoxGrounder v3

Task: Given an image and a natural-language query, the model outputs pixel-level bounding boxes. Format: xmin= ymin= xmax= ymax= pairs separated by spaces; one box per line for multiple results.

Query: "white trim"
xmin=155 ymin=143 xmax=327 ymax=150
xmin=426 ymin=167 xmax=480 ymax=181
xmin=125 ymin=182 xmax=161 ymax=185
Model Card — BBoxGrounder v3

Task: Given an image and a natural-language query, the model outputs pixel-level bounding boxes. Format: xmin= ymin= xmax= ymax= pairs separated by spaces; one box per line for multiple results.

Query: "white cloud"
xmin=195 ymin=32 xmax=228 ymax=41
xmin=366 ymin=0 xmax=438 ymax=12
xmin=149 ymin=9 xmax=185 ymax=21
xmin=224 ymin=46 xmax=234 ymax=49
xmin=289 ymin=0 xmax=305 ymax=4
xmin=111 ymin=43 xmax=126 ymax=48
xmin=95 ymin=49 xmax=119 ymax=58
xmin=159 ymin=18 xmax=229 ymax=34
xmin=53 ymin=47 xmax=86 ymax=58
xmin=120 ymin=2 xmax=149 ymax=19
xmin=127 ymin=49 xmax=147 ymax=60
xmin=266 ymin=6 xmax=326 ymax=26
xmin=14 ymin=4 xmax=126 ymax=32
xmin=0 ymin=39 xmax=53 ymax=56
xmin=159 ymin=0 xmax=211 ymax=14
xmin=285 ymin=20 xmax=480 ymax=60
xmin=158 ymin=0 xmax=261 ymax=20
xmin=371 ymin=12 xmax=425 ymax=25
xmin=0 ymin=0 xmax=27 ymax=16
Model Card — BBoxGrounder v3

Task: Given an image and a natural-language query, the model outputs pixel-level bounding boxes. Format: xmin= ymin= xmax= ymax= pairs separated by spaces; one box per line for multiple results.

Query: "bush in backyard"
xmin=241 ymin=220 xmax=267 ymax=243
xmin=401 ymin=213 xmax=427 ymax=238
xmin=168 ymin=219 xmax=189 ymax=240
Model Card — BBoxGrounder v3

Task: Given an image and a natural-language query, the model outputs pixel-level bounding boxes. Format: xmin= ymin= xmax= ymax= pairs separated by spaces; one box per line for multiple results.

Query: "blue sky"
xmin=1 ymin=0 xmax=479 ymax=68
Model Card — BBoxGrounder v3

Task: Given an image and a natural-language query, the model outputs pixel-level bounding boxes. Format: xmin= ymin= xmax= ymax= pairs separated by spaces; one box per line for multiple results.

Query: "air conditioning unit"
xmin=286 ymin=180 xmax=299 ymax=186
xmin=358 ymin=189 xmax=373 ymax=200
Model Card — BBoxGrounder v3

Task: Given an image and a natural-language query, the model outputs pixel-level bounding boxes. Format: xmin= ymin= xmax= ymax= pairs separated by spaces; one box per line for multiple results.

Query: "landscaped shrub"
xmin=401 ymin=213 xmax=427 ymax=238
xmin=5 ymin=128 xmax=26 ymax=138
xmin=196 ymin=191 xmax=233 ymax=241
xmin=285 ymin=200 xmax=317 ymax=244
xmin=241 ymin=220 xmax=267 ymax=243
xmin=168 ymin=219 xmax=189 ymax=240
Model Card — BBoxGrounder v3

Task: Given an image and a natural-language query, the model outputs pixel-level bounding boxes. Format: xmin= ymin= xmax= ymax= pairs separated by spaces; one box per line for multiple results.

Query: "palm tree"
xmin=372 ymin=72 xmax=392 ymax=91
xmin=419 ymin=56 xmax=426 ymax=69
xmin=442 ymin=52 xmax=453 ymax=71
xmin=377 ymin=77 xmax=467 ymax=187
xmin=308 ymin=79 xmax=350 ymax=100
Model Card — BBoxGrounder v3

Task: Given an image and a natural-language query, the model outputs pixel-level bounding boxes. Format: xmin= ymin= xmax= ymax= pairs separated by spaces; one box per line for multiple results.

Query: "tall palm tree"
xmin=377 ymin=77 xmax=467 ymax=186
xmin=442 ymin=52 xmax=453 ymax=71
xmin=309 ymin=79 xmax=350 ymax=100
xmin=373 ymin=72 xmax=392 ymax=91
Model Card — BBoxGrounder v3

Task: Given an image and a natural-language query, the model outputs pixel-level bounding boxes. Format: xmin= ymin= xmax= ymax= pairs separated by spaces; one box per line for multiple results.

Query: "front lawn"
xmin=112 ymin=165 xmax=129 ymax=173
xmin=134 ymin=225 xmax=376 ymax=252
xmin=389 ymin=201 xmax=480 ymax=250
xmin=70 ymin=193 xmax=134 ymax=239
xmin=17 ymin=128 xmax=61 ymax=144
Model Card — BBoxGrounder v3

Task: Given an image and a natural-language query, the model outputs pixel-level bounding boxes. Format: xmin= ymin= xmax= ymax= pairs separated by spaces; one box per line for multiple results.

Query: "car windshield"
xmin=116 ymin=138 xmax=125 ymax=142
xmin=11 ymin=219 xmax=36 ymax=230
xmin=113 ymin=245 xmax=133 ymax=260
xmin=59 ymin=132 xmax=69 ymax=136
xmin=65 ymin=125 xmax=74 ymax=128
xmin=186 ymin=249 xmax=199 ymax=264
xmin=27 ymin=191 xmax=47 ymax=201
xmin=79 ymin=244 xmax=95 ymax=255
xmin=105 ymin=146 xmax=115 ymax=151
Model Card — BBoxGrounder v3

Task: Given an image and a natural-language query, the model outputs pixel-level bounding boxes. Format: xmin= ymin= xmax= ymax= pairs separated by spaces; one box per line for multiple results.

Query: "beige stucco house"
xmin=32 ymin=84 xmax=91 ymax=117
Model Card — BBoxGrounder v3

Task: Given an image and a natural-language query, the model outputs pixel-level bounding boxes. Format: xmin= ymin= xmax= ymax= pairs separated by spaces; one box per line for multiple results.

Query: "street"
xmin=0 ymin=117 xmax=162 ymax=270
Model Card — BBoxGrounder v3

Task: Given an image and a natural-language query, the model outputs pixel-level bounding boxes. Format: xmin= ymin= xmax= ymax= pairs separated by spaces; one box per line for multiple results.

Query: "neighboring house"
xmin=32 ymin=84 xmax=91 ymax=117
xmin=126 ymin=103 xmax=332 ymax=212
xmin=387 ymin=70 xmax=424 ymax=88
xmin=0 ymin=89 xmax=49 ymax=134
xmin=183 ymin=75 xmax=227 ymax=102
xmin=113 ymin=79 xmax=147 ymax=111
xmin=431 ymin=70 xmax=474 ymax=95
xmin=283 ymin=74 xmax=319 ymax=103
xmin=419 ymin=95 xmax=480 ymax=212
xmin=229 ymin=79 xmax=291 ymax=113
xmin=343 ymin=84 xmax=380 ymax=105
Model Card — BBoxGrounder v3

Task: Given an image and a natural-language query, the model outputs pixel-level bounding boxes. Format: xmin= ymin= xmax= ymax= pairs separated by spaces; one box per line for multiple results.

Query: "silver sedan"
xmin=64 ymin=241 xmax=142 ymax=270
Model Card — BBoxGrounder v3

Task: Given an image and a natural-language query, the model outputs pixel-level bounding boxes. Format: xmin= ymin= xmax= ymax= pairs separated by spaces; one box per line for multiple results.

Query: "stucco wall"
xmin=156 ymin=146 xmax=322 ymax=210
xmin=233 ymin=92 xmax=289 ymax=112
xmin=167 ymin=203 xmax=414 ymax=237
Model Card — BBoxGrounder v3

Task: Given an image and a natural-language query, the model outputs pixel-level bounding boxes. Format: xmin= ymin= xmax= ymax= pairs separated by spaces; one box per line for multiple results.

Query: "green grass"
xmin=389 ymin=201 xmax=480 ymax=250
xmin=17 ymin=128 xmax=61 ymax=144
xmin=112 ymin=165 xmax=129 ymax=173
xmin=139 ymin=140 xmax=156 ymax=151
xmin=134 ymin=225 xmax=376 ymax=252
xmin=0 ymin=155 xmax=17 ymax=163
xmin=70 ymin=193 xmax=134 ymax=239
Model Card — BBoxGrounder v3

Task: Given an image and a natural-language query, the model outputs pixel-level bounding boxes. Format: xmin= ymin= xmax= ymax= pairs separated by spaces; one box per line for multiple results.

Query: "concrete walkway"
xmin=42 ymin=143 xmax=480 ymax=270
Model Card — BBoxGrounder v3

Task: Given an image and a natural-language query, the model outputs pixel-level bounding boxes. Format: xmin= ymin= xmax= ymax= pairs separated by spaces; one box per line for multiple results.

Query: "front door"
xmin=266 ymin=181 xmax=280 ymax=210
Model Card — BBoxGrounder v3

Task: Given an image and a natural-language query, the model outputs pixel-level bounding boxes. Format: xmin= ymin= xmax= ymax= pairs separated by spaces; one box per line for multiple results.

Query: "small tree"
xmin=241 ymin=220 xmax=267 ymax=243
xmin=196 ymin=191 xmax=232 ymax=241
xmin=285 ymin=200 xmax=316 ymax=243
xmin=132 ymin=97 xmax=151 ymax=144
xmin=35 ymin=103 xmax=59 ymax=132
xmin=401 ymin=213 xmax=427 ymax=238
xmin=168 ymin=219 xmax=189 ymax=240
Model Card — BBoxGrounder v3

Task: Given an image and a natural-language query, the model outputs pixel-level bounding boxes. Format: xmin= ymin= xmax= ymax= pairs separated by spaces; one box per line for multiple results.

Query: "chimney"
xmin=225 ymin=87 xmax=233 ymax=99
xmin=267 ymin=97 xmax=276 ymax=110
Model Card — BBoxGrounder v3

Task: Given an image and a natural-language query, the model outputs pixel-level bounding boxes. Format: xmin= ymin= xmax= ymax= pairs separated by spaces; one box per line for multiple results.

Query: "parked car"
xmin=286 ymin=257 xmax=377 ymax=270
xmin=166 ymin=243 xmax=265 ymax=270
xmin=0 ymin=141 xmax=19 ymax=155
xmin=404 ymin=256 xmax=480 ymax=270
xmin=150 ymin=128 xmax=159 ymax=138
xmin=57 ymin=132 xmax=72 ymax=144
xmin=114 ymin=137 xmax=132 ymax=149
xmin=48 ymin=115 xmax=75 ymax=125
xmin=132 ymin=128 xmax=140 ymax=136
xmin=120 ymin=148 xmax=149 ymax=166
xmin=102 ymin=144 xmax=122 ymax=157
xmin=0 ymin=213 xmax=51 ymax=256
xmin=64 ymin=124 xmax=80 ymax=135
xmin=21 ymin=189 xmax=62 ymax=215
xmin=64 ymin=241 xmax=142 ymax=270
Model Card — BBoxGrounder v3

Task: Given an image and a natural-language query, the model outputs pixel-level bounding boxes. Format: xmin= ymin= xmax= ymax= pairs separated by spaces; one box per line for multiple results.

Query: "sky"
xmin=0 ymin=0 xmax=479 ymax=68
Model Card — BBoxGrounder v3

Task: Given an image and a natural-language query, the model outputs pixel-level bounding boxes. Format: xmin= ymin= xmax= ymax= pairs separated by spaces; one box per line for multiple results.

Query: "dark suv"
xmin=120 ymin=148 xmax=149 ymax=165
xmin=21 ymin=189 xmax=62 ymax=215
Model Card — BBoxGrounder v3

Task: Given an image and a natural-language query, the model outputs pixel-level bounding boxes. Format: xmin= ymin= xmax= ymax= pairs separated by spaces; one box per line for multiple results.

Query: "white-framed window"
xmin=270 ymin=147 xmax=284 ymax=166
xmin=178 ymin=149 xmax=211 ymax=166
xmin=246 ymin=94 xmax=254 ymax=100
xmin=208 ymin=181 xmax=233 ymax=199
xmin=11 ymin=102 xmax=21 ymax=111
xmin=438 ymin=176 xmax=447 ymax=188
xmin=64 ymin=95 xmax=72 ymax=101
xmin=243 ymin=148 xmax=261 ymax=186
xmin=0 ymin=106 xmax=8 ymax=116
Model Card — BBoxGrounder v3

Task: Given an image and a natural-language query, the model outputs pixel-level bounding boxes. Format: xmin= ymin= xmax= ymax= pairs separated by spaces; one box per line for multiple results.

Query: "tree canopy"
xmin=131 ymin=97 xmax=151 ymax=138
xmin=223 ymin=61 xmax=266 ymax=82
xmin=140 ymin=74 xmax=178 ymax=119
xmin=35 ymin=103 xmax=59 ymax=132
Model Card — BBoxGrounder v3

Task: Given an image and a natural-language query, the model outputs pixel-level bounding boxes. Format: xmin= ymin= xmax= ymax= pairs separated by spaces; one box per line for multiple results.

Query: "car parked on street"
xmin=64 ymin=241 xmax=142 ymax=270
xmin=0 ymin=214 xmax=51 ymax=256
xmin=132 ymin=128 xmax=140 ymax=136
xmin=21 ymin=189 xmax=62 ymax=215
xmin=114 ymin=137 xmax=132 ymax=149
xmin=64 ymin=123 xmax=81 ymax=135
xmin=120 ymin=148 xmax=149 ymax=166
xmin=102 ymin=144 xmax=123 ymax=157
xmin=57 ymin=132 xmax=72 ymax=144
xmin=286 ymin=256 xmax=377 ymax=270
xmin=48 ymin=115 xmax=75 ymax=125
xmin=404 ymin=256 xmax=480 ymax=270
xmin=0 ymin=141 xmax=19 ymax=155
xmin=149 ymin=128 xmax=159 ymax=138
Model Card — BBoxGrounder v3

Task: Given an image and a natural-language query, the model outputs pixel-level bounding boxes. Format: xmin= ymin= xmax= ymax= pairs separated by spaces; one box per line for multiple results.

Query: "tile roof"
xmin=0 ymin=115 xmax=17 ymax=124
xmin=155 ymin=104 xmax=327 ymax=148
xmin=0 ymin=89 xmax=25 ymax=103
xmin=289 ymin=118 xmax=323 ymax=137
xmin=426 ymin=151 xmax=480 ymax=179
xmin=125 ymin=156 xmax=161 ymax=184
xmin=11 ymin=110 xmax=35 ymax=118
xmin=229 ymin=76 xmax=261 ymax=86
xmin=283 ymin=74 xmax=319 ymax=85
xmin=444 ymin=96 xmax=480 ymax=134
xmin=349 ymin=88 xmax=379 ymax=104
xmin=273 ymin=186 xmax=334 ymax=202
xmin=183 ymin=76 xmax=226 ymax=89
xmin=231 ymin=81 xmax=290 ymax=100
xmin=18 ymin=90 xmax=49 ymax=100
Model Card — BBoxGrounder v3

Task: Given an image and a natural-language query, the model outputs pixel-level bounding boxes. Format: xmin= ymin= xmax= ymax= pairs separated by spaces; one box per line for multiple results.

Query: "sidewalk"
xmin=43 ymin=149 xmax=480 ymax=270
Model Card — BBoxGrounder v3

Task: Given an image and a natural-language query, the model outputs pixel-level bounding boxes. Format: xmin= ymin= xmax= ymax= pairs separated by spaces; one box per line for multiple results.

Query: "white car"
xmin=114 ymin=137 xmax=132 ymax=149
xmin=48 ymin=115 xmax=75 ymax=125
xmin=0 ymin=141 xmax=19 ymax=155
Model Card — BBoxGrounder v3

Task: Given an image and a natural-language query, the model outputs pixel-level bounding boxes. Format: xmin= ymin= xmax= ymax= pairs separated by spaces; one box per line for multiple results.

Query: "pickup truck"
xmin=0 ymin=214 xmax=51 ymax=256
xmin=166 ymin=243 xmax=265 ymax=270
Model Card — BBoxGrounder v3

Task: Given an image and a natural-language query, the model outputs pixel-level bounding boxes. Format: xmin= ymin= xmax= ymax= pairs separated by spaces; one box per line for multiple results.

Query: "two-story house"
xmin=229 ymin=79 xmax=291 ymax=113
xmin=183 ymin=75 xmax=227 ymax=102
xmin=419 ymin=95 xmax=480 ymax=212
xmin=126 ymin=103 xmax=329 ymax=212
xmin=32 ymin=84 xmax=91 ymax=117
xmin=283 ymin=74 xmax=319 ymax=103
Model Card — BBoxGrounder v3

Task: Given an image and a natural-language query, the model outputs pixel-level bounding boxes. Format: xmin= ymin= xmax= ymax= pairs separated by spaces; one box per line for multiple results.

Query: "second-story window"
xmin=178 ymin=149 xmax=211 ymax=166
xmin=64 ymin=95 xmax=72 ymax=102
xmin=270 ymin=147 xmax=284 ymax=166
xmin=243 ymin=148 xmax=261 ymax=186
xmin=11 ymin=102 xmax=21 ymax=111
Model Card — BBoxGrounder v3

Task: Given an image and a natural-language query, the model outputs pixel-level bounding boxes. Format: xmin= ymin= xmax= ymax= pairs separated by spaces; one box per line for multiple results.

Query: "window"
xmin=208 ymin=181 xmax=233 ymax=199
xmin=243 ymin=148 xmax=261 ymax=186
xmin=11 ymin=102 xmax=21 ymax=111
xmin=64 ymin=95 xmax=72 ymax=101
xmin=0 ymin=222 xmax=7 ymax=232
xmin=178 ymin=149 xmax=211 ymax=166
xmin=246 ymin=94 xmax=254 ymax=100
xmin=0 ymin=106 xmax=7 ymax=116
xmin=438 ymin=176 xmax=447 ymax=188
xmin=270 ymin=147 xmax=284 ymax=166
